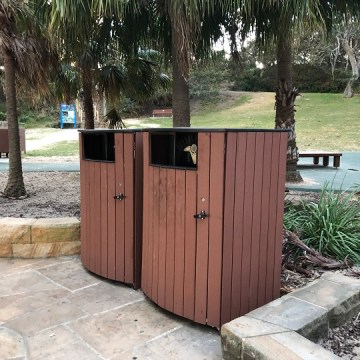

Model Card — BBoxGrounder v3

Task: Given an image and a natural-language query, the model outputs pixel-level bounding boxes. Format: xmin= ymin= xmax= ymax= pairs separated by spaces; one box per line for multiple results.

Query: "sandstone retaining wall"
xmin=0 ymin=217 xmax=80 ymax=258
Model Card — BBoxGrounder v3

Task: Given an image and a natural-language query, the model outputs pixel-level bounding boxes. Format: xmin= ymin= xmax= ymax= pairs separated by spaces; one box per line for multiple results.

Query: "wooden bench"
xmin=152 ymin=109 xmax=173 ymax=118
xmin=299 ymin=152 xmax=342 ymax=168
xmin=0 ymin=128 xmax=26 ymax=157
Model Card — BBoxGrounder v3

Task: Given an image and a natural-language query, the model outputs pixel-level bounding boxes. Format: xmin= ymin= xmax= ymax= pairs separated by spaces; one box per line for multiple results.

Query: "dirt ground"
xmin=0 ymin=165 xmax=359 ymax=358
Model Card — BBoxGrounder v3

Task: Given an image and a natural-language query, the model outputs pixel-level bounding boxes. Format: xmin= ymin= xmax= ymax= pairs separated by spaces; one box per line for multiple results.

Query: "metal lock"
xmin=113 ymin=193 xmax=125 ymax=201
xmin=194 ymin=210 xmax=208 ymax=220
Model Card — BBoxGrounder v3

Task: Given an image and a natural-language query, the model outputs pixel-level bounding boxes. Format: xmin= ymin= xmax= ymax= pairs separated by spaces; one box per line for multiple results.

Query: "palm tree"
xmin=98 ymin=49 xmax=171 ymax=127
xmin=242 ymin=1 xmax=332 ymax=182
xmin=0 ymin=0 xmax=56 ymax=198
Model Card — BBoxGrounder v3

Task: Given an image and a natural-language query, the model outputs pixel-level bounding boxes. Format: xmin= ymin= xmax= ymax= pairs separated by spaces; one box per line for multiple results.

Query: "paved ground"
xmin=289 ymin=152 xmax=360 ymax=191
xmin=0 ymin=256 xmax=221 ymax=360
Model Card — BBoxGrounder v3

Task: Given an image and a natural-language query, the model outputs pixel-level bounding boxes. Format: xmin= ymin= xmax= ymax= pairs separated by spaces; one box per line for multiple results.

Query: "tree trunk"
xmin=171 ymin=18 xmax=190 ymax=127
xmin=81 ymin=66 xmax=94 ymax=129
xmin=2 ymin=46 xmax=26 ymax=198
xmin=275 ymin=31 xmax=303 ymax=183
xmin=342 ymin=39 xmax=359 ymax=98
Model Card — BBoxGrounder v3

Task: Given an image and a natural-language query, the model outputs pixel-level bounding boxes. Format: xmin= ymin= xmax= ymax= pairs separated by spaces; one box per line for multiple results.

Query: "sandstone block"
xmin=221 ymin=316 xmax=289 ymax=360
xmin=0 ymin=244 xmax=12 ymax=257
xmin=0 ymin=218 xmax=35 ymax=245
xmin=12 ymin=241 xmax=80 ymax=258
xmin=31 ymin=217 xmax=80 ymax=244
xmin=242 ymin=332 xmax=340 ymax=360
xmin=247 ymin=296 xmax=329 ymax=342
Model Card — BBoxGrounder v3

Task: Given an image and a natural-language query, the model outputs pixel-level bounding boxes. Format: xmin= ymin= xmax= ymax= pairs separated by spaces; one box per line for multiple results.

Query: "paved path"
xmin=0 ymin=256 xmax=221 ymax=360
xmin=288 ymin=152 xmax=360 ymax=191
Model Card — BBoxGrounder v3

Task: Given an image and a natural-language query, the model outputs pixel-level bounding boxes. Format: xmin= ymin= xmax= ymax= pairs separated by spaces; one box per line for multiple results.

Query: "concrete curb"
xmin=221 ymin=272 xmax=360 ymax=360
xmin=0 ymin=217 xmax=80 ymax=258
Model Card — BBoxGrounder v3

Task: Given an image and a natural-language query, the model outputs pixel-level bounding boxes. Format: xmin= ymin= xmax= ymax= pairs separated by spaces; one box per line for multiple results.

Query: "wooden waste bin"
xmin=79 ymin=130 xmax=143 ymax=289
xmin=141 ymin=129 xmax=288 ymax=328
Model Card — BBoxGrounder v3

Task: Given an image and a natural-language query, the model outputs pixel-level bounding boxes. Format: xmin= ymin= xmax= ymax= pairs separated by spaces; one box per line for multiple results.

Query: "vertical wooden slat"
xmin=147 ymin=164 xmax=154 ymax=297
xmin=115 ymin=133 xmax=125 ymax=281
xmin=231 ymin=133 xmax=247 ymax=320
xmin=134 ymin=132 xmax=144 ymax=289
xmin=195 ymin=132 xmax=210 ymax=324
xmin=183 ymin=171 xmax=197 ymax=320
xmin=265 ymin=133 xmax=281 ymax=303
xmin=79 ymin=134 xmax=87 ymax=267
xmin=141 ymin=133 xmax=150 ymax=294
xmin=173 ymin=170 xmax=186 ymax=316
xmin=152 ymin=167 xmax=160 ymax=302
xmin=240 ymin=132 xmax=256 ymax=315
xmin=88 ymin=161 xmax=96 ymax=271
xmin=207 ymin=133 xmax=225 ymax=327
xmin=221 ymin=132 xmax=237 ymax=325
xmin=107 ymin=163 xmax=116 ymax=280
xmin=257 ymin=134 xmax=273 ymax=308
xmin=248 ymin=132 xmax=265 ymax=312
xmin=100 ymin=163 xmax=109 ymax=277
xmin=273 ymin=133 xmax=288 ymax=298
xmin=165 ymin=169 xmax=176 ymax=312
xmin=94 ymin=164 xmax=101 ymax=275
xmin=124 ymin=133 xmax=134 ymax=284
xmin=157 ymin=168 xmax=167 ymax=308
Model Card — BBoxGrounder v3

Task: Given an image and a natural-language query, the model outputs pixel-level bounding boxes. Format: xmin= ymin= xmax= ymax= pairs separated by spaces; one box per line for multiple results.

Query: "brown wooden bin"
xmin=0 ymin=128 xmax=26 ymax=156
xmin=79 ymin=130 xmax=143 ymax=289
xmin=141 ymin=129 xmax=288 ymax=328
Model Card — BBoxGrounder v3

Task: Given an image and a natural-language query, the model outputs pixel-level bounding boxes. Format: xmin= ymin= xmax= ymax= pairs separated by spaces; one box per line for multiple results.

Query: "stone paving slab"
xmin=246 ymin=296 xmax=328 ymax=341
xmin=222 ymin=272 xmax=360 ymax=360
xmin=0 ymin=256 xmax=222 ymax=359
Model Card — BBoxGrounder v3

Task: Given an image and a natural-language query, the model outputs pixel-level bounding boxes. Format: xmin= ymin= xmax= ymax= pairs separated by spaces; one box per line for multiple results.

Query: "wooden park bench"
xmin=299 ymin=152 xmax=342 ymax=168
xmin=0 ymin=128 xmax=26 ymax=158
xmin=152 ymin=108 xmax=173 ymax=118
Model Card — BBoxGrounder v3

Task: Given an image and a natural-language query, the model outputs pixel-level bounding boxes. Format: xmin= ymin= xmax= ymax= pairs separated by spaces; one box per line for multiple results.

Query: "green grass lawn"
xmin=135 ymin=92 xmax=360 ymax=151
xmin=21 ymin=92 xmax=360 ymax=155
xmin=26 ymin=141 xmax=79 ymax=157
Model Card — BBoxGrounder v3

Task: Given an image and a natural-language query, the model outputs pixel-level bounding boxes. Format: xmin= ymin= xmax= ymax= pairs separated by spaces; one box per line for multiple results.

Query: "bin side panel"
xmin=165 ymin=169 xmax=176 ymax=312
xmin=107 ymin=163 xmax=116 ymax=280
xmin=173 ymin=170 xmax=186 ymax=316
xmin=183 ymin=170 xmax=197 ymax=320
xmin=100 ymin=163 xmax=109 ymax=277
xmin=248 ymin=132 xmax=265 ymax=312
xmin=141 ymin=133 xmax=150 ymax=294
xmin=273 ymin=133 xmax=288 ymax=298
xmin=79 ymin=135 xmax=88 ymax=268
xmin=89 ymin=162 xmax=96 ymax=271
xmin=94 ymin=164 xmax=101 ymax=274
xmin=230 ymin=133 xmax=247 ymax=320
xmin=115 ymin=133 xmax=125 ymax=282
xmin=195 ymin=132 xmax=211 ymax=324
xmin=207 ymin=133 xmax=225 ymax=327
xmin=151 ymin=167 xmax=160 ymax=302
xmin=256 ymin=134 xmax=273 ymax=308
xmin=157 ymin=168 xmax=167 ymax=308
xmin=124 ymin=133 xmax=134 ymax=284
xmin=240 ymin=132 xmax=256 ymax=316
xmin=134 ymin=133 xmax=144 ymax=289
xmin=265 ymin=132 xmax=282 ymax=303
xmin=220 ymin=132 xmax=237 ymax=326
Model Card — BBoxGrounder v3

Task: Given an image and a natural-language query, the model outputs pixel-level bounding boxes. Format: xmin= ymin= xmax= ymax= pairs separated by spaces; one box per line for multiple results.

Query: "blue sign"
xmin=60 ymin=104 xmax=77 ymax=129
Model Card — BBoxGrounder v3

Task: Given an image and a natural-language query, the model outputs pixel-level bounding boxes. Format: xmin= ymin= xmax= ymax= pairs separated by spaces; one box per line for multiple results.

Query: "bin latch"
xmin=194 ymin=210 xmax=208 ymax=220
xmin=114 ymin=193 xmax=125 ymax=201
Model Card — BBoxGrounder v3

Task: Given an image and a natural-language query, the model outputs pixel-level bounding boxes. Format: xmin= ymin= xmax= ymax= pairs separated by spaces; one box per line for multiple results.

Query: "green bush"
xmin=284 ymin=183 xmax=360 ymax=264
xmin=0 ymin=111 xmax=6 ymax=121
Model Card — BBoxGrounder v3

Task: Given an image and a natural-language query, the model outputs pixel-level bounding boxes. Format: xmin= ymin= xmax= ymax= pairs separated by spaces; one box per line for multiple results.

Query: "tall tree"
xmin=0 ymin=0 xmax=56 ymax=198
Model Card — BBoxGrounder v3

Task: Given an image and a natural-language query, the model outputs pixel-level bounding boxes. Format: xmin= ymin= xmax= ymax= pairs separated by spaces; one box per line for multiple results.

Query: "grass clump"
xmin=284 ymin=183 xmax=360 ymax=265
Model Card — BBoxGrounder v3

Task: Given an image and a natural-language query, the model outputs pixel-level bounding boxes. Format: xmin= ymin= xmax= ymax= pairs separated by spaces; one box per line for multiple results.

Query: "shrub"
xmin=284 ymin=182 xmax=360 ymax=264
